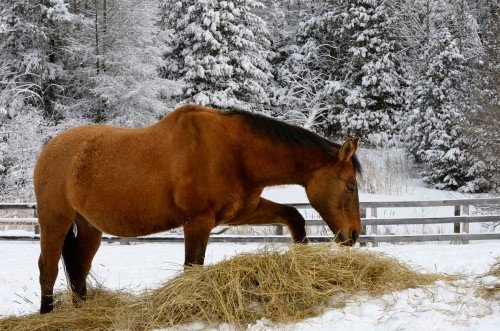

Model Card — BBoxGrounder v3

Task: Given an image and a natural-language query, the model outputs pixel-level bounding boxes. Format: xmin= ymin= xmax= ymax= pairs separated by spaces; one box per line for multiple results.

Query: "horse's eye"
xmin=346 ymin=184 xmax=356 ymax=192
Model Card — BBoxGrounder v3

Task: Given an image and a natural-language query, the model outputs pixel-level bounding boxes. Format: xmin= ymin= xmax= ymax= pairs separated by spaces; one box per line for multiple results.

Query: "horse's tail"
xmin=61 ymin=223 xmax=79 ymax=292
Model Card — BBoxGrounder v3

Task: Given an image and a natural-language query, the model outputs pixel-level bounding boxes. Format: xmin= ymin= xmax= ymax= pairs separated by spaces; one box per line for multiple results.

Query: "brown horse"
xmin=34 ymin=104 xmax=361 ymax=313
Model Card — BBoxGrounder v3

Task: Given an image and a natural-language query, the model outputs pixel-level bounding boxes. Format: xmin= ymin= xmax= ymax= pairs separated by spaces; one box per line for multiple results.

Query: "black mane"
xmin=222 ymin=110 xmax=362 ymax=174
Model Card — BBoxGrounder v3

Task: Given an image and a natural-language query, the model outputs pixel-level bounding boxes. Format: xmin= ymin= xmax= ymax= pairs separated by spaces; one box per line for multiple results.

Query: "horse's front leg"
xmin=229 ymin=198 xmax=308 ymax=243
xmin=183 ymin=214 xmax=215 ymax=266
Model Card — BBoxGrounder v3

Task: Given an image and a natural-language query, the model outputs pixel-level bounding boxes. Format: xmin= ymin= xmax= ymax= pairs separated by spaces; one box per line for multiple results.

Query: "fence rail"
xmin=290 ymin=198 xmax=500 ymax=209
xmin=1 ymin=233 xmax=499 ymax=244
xmin=1 ymin=198 xmax=499 ymax=244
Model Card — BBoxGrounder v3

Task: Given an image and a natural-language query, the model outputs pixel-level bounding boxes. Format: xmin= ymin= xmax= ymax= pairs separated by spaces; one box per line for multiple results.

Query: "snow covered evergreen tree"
xmin=462 ymin=0 xmax=499 ymax=192
xmin=0 ymin=0 xmax=78 ymax=200
xmin=275 ymin=0 xmax=405 ymax=143
xmin=0 ymin=0 xmax=77 ymax=120
xmin=274 ymin=0 xmax=350 ymax=133
xmin=0 ymin=0 xmax=169 ymax=199
xmin=66 ymin=0 xmax=169 ymax=125
xmin=274 ymin=41 xmax=337 ymax=129
xmin=0 ymin=0 xmax=494 ymax=197
xmin=159 ymin=0 xmax=273 ymax=112
xmin=405 ymin=30 xmax=488 ymax=192
xmin=336 ymin=0 xmax=405 ymax=144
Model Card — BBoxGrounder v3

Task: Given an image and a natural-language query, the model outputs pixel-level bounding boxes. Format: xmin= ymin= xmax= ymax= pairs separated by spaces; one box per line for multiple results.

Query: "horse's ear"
xmin=339 ymin=138 xmax=358 ymax=162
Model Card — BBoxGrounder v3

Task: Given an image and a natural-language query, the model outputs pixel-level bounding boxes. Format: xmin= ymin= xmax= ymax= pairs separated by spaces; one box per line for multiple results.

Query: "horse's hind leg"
xmin=38 ymin=210 xmax=74 ymax=314
xmin=62 ymin=213 xmax=102 ymax=304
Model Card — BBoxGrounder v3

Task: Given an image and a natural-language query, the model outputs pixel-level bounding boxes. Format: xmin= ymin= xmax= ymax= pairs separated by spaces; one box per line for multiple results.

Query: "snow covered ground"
xmin=0 ymin=240 xmax=498 ymax=330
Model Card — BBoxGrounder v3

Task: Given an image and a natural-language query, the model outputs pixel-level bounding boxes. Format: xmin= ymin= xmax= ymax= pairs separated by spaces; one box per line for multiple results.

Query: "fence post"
xmin=119 ymin=238 xmax=131 ymax=245
xmin=274 ymin=224 xmax=284 ymax=236
xmin=359 ymin=208 xmax=367 ymax=247
xmin=34 ymin=208 xmax=40 ymax=235
xmin=371 ymin=207 xmax=378 ymax=247
xmin=462 ymin=205 xmax=469 ymax=244
xmin=454 ymin=205 xmax=460 ymax=234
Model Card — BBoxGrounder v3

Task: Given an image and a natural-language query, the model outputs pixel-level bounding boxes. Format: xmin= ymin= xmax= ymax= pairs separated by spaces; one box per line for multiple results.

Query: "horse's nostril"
xmin=337 ymin=231 xmax=345 ymax=243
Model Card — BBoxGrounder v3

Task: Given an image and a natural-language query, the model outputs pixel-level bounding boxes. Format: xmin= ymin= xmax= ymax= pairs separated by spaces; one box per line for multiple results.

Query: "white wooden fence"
xmin=1 ymin=198 xmax=499 ymax=244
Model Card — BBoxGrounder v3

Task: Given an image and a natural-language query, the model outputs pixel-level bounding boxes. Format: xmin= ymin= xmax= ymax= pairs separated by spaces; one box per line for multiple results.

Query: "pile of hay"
xmin=0 ymin=244 xmax=440 ymax=330
xmin=485 ymin=259 xmax=500 ymax=277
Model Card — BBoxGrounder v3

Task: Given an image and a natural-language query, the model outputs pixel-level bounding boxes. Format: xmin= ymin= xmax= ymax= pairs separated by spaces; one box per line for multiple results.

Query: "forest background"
xmin=0 ymin=0 xmax=498 ymax=200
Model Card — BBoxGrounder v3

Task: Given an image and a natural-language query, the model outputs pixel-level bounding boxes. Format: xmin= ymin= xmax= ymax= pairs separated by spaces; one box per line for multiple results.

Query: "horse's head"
xmin=306 ymin=138 xmax=361 ymax=246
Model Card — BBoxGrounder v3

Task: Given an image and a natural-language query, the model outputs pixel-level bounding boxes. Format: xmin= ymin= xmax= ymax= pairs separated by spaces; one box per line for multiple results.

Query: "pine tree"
xmin=275 ymin=0 xmax=405 ymax=142
xmin=0 ymin=0 xmax=77 ymax=121
xmin=274 ymin=41 xmax=336 ymax=129
xmin=0 ymin=0 xmax=78 ymax=199
xmin=159 ymin=0 xmax=273 ymax=113
xmin=66 ymin=0 xmax=168 ymax=125
xmin=405 ymin=29 xmax=487 ymax=192
xmin=273 ymin=0 xmax=350 ymax=132
xmin=336 ymin=0 xmax=405 ymax=144
xmin=462 ymin=0 xmax=499 ymax=192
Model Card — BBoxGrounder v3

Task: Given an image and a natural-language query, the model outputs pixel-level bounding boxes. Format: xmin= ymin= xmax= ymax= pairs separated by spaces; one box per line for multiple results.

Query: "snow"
xmin=0 ymin=240 xmax=498 ymax=330
xmin=0 ymin=0 xmax=497 ymax=328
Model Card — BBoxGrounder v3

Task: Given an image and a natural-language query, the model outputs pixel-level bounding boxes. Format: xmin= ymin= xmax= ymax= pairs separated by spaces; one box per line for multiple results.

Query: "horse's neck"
xmin=242 ymin=142 xmax=331 ymax=187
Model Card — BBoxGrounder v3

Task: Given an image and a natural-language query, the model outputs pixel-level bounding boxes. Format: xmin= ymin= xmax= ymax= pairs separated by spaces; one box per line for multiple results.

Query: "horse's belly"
xmin=71 ymin=174 xmax=184 ymax=236
xmin=86 ymin=214 xmax=181 ymax=237
xmin=74 ymin=195 xmax=183 ymax=237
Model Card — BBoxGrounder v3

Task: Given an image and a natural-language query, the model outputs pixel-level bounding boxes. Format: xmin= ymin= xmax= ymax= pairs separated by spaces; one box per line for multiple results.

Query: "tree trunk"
xmin=103 ymin=0 xmax=107 ymax=72
xmin=95 ymin=0 xmax=100 ymax=75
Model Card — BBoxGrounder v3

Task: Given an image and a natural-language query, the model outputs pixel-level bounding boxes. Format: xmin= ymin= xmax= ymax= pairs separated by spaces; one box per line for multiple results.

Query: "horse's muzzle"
xmin=351 ymin=230 xmax=359 ymax=245
xmin=338 ymin=230 xmax=358 ymax=246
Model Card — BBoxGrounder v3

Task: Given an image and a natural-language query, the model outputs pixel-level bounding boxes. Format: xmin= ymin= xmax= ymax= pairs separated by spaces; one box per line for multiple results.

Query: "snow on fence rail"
xmin=1 ymin=198 xmax=499 ymax=244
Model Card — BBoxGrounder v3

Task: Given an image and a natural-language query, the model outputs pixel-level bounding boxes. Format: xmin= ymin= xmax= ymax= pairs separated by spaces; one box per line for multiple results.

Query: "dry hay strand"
xmin=476 ymin=258 xmax=500 ymax=299
xmin=0 ymin=244 xmax=440 ymax=330
xmin=485 ymin=259 xmax=500 ymax=277
xmin=0 ymin=286 xmax=133 ymax=331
